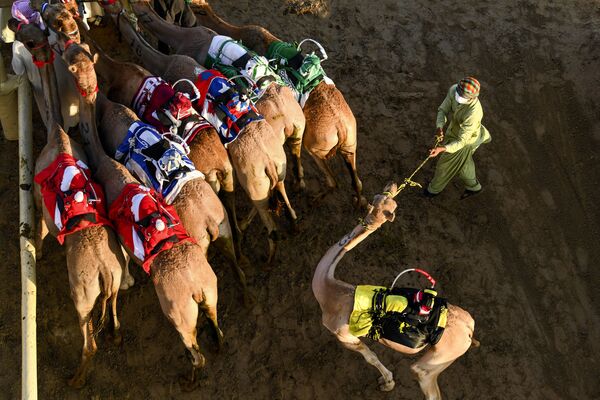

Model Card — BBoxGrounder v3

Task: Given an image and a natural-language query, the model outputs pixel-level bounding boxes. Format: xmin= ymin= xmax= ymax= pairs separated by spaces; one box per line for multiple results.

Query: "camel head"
xmin=60 ymin=36 xmax=100 ymax=103
xmin=96 ymin=0 xmax=123 ymax=16
xmin=362 ymin=182 xmax=398 ymax=230
xmin=8 ymin=19 xmax=54 ymax=67
xmin=41 ymin=3 xmax=80 ymax=43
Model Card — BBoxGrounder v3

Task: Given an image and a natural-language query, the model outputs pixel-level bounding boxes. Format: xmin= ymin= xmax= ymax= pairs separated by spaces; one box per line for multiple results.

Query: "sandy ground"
xmin=1 ymin=0 xmax=600 ymax=399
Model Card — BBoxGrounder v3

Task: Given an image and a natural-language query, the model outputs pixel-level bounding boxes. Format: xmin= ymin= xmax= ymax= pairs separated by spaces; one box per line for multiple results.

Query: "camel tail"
xmin=324 ymin=123 xmax=348 ymax=160
xmin=92 ymin=269 xmax=114 ymax=339
xmin=265 ymin=160 xmax=279 ymax=191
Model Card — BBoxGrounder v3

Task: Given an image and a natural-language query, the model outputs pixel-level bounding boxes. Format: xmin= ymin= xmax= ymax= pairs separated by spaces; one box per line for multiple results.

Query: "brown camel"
xmin=190 ymin=0 xmax=365 ymax=206
xmin=10 ymin=21 xmax=125 ymax=388
xmin=94 ymin=91 xmax=252 ymax=304
xmin=128 ymin=0 xmax=307 ymax=189
xmin=75 ymin=23 xmax=247 ymax=271
xmin=61 ymin=37 xmax=224 ymax=385
xmin=34 ymin=2 xmax=81 ymax=43
xmin=312 ymin=183 xmax=477 ymax=399
xmin=112 ymin=10 xmax=298 ymax=264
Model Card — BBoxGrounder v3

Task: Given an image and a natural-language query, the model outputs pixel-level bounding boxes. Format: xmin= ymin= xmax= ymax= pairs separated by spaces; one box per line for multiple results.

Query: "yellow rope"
xmin=386 ymin=136 xmax=443 ymax=199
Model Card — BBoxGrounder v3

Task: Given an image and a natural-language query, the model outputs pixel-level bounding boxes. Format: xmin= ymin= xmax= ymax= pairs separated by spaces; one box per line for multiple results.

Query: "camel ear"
xmin=7 ymin=18 xmax=20 ymax=34
xmin=92 ymin=52 xmax=99 ymax=64
xmin=68 ymin=65 xmax=78 ymax=74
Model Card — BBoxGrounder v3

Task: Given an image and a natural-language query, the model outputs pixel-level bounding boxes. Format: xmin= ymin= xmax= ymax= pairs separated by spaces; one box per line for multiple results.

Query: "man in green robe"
xmin=426 ymin=77 xmax=491 ymax=198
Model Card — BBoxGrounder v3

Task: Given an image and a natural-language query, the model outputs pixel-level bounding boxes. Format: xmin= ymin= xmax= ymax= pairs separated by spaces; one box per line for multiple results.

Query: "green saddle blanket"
xmin=266 ymin=40 xmax=330 ymax=98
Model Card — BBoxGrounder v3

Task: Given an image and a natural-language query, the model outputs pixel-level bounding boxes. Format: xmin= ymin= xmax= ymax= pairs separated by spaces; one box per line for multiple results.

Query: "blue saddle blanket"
xmin=115 ymin=121 xmax=204 ymax=204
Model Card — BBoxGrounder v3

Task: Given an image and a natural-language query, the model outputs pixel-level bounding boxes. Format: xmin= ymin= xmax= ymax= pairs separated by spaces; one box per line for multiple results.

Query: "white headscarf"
xmin=455 ymin=91 xmax=470 ymax=104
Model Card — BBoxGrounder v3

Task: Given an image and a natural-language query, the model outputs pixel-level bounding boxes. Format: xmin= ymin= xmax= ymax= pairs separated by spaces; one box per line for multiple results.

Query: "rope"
xmin=385 ymin=135 xmax=443 ymax=199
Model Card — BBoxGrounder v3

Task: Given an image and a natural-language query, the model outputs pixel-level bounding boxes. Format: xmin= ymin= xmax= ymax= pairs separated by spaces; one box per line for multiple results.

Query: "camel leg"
xmin=410 ymin=307 xmax=475 ymax=400
xmin=338 ymin=335 xmax=395 ymax=392
xmin=253 ymin=198 xmax=279 ymax=266
xmin=35 ymin=212 xmax=48 ymax=261
xmin=339 ymin=150 xmax=367 ymax=208
xmin=109 ymin=291 xmax=122 ymax=345
xmin=287 ymin=137 xmax=305 ymax=190
xmin=156 ymin=291 xmax=206 ymax=389
xmin=213 ymin=224 xmax=255 ymax=307
xmin=219 ymin=190 xmax=242 ymax=258
xmin=239 ymin=206 xmax=257 ymax=232
xmin=275 ymin=180 xmax=298 ymax=224
xmin=308 ymin=152 xmax=337 ymax=203
xmin=205 ymin=173 xmax=221 ymax=194
xmin=410 ymin=358 xmax=454 ymax=400
xmin=68 ymin=283 xmax=101 ymax=388
xmin=120 ymin=249 xmax=135 ymax=290
xmin=200 ymin=287 xmax=224 ymax=350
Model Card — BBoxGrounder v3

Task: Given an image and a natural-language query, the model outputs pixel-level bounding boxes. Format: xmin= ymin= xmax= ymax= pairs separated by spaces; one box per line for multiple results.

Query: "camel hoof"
xmin=68 ymin=374 xmax=86 ymax=389
xmin=293 ymin=179 xmax=306 ymax=192
xmin=353 ymin=195 xmax=368 ymax=210
xmin=243 ymin=291 xmax=257 ymax=309
xmin=377 ymin=376 xmax=395 ymax=392
xmin=119 ymin=274 xmax=135 ymax=290
xmin=179 ymin=374 xmax=201 ymax=392
xmin=109 ymin=330 xmax=123 ymax=347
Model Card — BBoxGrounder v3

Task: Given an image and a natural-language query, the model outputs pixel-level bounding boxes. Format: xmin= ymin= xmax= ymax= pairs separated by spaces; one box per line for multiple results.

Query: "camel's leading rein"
xmin=382 ymin=135 xmax=443 ymax=199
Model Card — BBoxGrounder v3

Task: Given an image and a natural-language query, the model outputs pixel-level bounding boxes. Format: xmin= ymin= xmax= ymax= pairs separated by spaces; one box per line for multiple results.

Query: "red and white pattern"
xmin=108 ymin=184 xmax=195 ymax=273
xmin=34 ymin=153 xmax=111 ymax=244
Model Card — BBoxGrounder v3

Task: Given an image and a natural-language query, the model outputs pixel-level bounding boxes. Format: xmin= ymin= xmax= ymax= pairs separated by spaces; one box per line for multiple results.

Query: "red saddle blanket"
xmin=131 ymin=76 xmax=196 ymax=134
xmin=108 ymin=183 xmax=195 ymax=273
xmin=34 ymin=153 xmax=111 ymax=244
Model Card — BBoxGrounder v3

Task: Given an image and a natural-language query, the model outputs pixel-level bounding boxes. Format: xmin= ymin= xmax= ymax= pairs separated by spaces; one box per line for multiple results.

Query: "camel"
xmin=128 ymin=0 xmax=307 ymax=189
xmin=94 ymin=91 xmax=252 ymax=304
xmin=75 ymin=23 xmax=246 ymax=263
xmin=111 ymin=9 xmax=298 ymax=264
xmin=190 ymin=0 xmax=365 ymax=206
xmin=312 ymin=183 xmax=477 ymax=400
xmin=35 ymin=2 xmax=81 ymax=42
xmin=61 ymin=37 xmax=224 ymax=385
xmin=11 ymin=21 xmax=125 ymax=388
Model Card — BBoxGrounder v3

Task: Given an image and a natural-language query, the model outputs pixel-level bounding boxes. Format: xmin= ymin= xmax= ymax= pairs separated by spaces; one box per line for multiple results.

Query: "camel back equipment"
xmin=349 ymin=269 xmax=448 ymax=348
xmin=205 ymin=35 xmax=282 ymax=102
xmin=266 ymin=39 xmax=333 ymax=106
xmin=193 ymin=69 xmax=263 ymax=146
xmin=115 ymin=121 xmax=204 ymax=204
xmin=34 ymin=153 xmax=111 ymax=244
xmin=108 ymin=183 xmax=195 ymax=273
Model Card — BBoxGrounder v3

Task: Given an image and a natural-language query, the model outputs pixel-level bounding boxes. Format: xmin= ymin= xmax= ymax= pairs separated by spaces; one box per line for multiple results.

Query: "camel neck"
xmin=39 ymin=63 xmax=64 ymax=136
xmin=133 ymin=2 xmax=206 ymax=48
xmin=194 ymin=3 xmax=239 ymax=37
xmin=78 ymin=99 xmax=104 ymax=170
xmin=117 ymin=10 xmax=172 ymax=74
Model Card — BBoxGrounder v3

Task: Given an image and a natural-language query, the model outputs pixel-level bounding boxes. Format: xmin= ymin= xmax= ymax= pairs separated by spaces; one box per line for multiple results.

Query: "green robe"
xmin=428 ymin=84 xmax=491 ymax=194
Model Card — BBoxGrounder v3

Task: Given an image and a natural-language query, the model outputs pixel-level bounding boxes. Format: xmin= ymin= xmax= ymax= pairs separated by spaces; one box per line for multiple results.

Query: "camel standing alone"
xmin=312 ymin=183 xmax=477 ymax=399
xmin=61 ymin=37 xmax=224 ymax=384
xmin=10 ymin=21 xmax=125 ymax=388
xmin=190 ymin=0 xmax=365 ymax=206
xmin=110 ymin=9 xmax=298 ymax=264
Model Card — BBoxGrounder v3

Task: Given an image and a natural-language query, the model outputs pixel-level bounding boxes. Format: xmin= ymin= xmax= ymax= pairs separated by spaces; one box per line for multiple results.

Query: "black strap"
xmin=150 ymin=235 xmax=179 ymax=255
xmin=288 ymin=52 xmax=305 ymax=70
xmin=65 ymin=213 xmax=97 ymax=231
xmin=232 ymin=52 xmax=252 ymax=69
xmin=137 ymin=212 xmax=161 ymax=228
xmin=142 ymin=139 xmax=170 ymax=160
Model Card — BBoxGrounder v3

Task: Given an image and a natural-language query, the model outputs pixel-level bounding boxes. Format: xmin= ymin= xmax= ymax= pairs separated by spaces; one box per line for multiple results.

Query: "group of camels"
xmin=10 ymin=0 xmax=477 ymax=398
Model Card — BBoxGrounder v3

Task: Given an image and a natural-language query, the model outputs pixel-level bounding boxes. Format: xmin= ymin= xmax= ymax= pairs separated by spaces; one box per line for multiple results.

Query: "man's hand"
xmin=435 ymin=127 xmax=444 ymax=141
xmin=429 ymin=146 xmax=446 ymax=157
